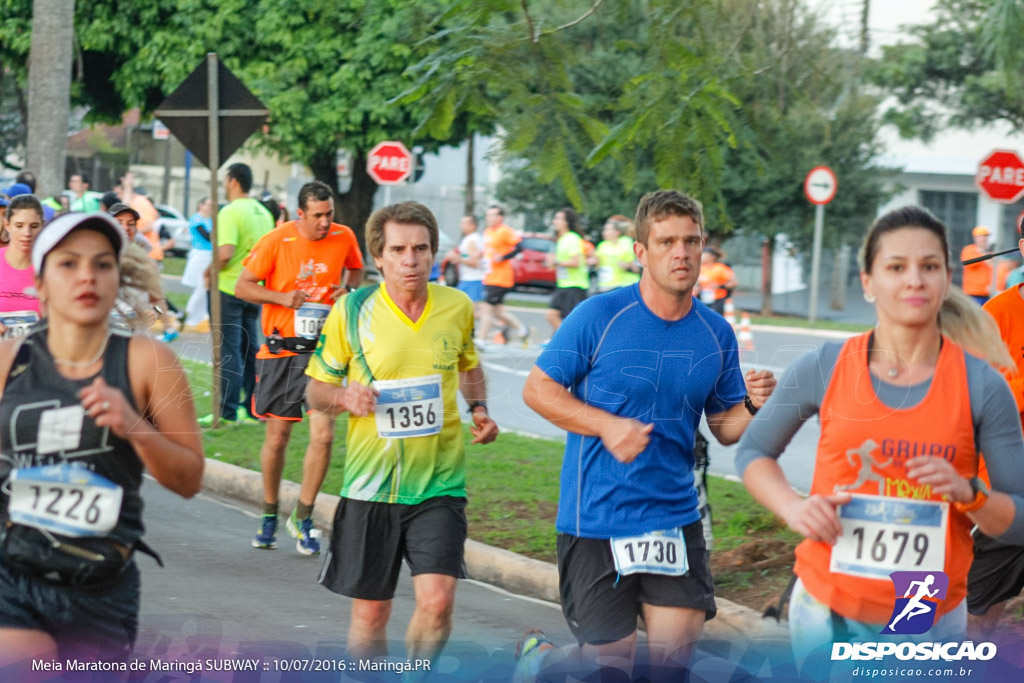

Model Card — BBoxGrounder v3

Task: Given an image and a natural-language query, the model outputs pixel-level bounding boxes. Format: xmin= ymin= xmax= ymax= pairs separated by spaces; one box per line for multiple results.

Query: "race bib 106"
xmin=830 ymin=493 xmax=948 ymax=580
xmin=374 ymin=375 xmax=443 ymax=439
xmin=610 ymin=527 xmax=689 ymax=577
xmin=7 ymin=462 xmax=123 ymax=537
xmin=294 ymin=302 xmax=331 ymax=340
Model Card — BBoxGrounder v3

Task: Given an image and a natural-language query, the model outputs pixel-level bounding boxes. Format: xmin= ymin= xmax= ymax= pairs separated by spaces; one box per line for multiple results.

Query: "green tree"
xmin=0 ymin=0 xmax=472 ymax=244
xmin=872 ymin=0 xmax=1024 ymax=137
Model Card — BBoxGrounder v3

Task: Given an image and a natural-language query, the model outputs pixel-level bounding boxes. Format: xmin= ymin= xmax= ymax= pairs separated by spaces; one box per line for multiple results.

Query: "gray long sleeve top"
xmin=735 ymin=340 xmax=1024 ymax=545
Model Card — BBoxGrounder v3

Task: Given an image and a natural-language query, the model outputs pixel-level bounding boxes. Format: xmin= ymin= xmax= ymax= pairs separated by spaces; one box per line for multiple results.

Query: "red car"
xmin=441 ymin=232 xmax=558 ymax=291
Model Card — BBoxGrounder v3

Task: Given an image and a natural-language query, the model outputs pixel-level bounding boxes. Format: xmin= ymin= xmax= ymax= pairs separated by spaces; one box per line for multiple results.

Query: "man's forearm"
xmin=306 ymin=378 xmax=347 ymax=417
xmin=459 ymin=366 xmax=488 ymax=403
xmin=706 ymin=401 xmax=754 ymax=446
xmin=235 ymin=279 xmax=285 ymax=307
xmin=345 ymin=268 xmax=364 ymax=289
xmin=522 ymin=367 xmax=617 ymax=438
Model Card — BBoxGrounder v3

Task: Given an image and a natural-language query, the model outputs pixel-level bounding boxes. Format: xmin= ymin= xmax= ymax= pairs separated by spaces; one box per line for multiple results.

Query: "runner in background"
xmin=452 ymin=214 xmax=487 ymax=316
xmin=181 ymin=197 xmax=213 ymax=329
xmin=543 ymin=208 xmax=588 ymax=336
xmin=735 ymin=206 xmax=1024 ymax=674
xmin=235 ymin=181 xmax=363 ymax=556
xmin=695 ymin=247 xmax=737 ymax=315
xmin=478 ymin=206 xmax=529 ymax=345
xmin=0 ymin=195 xmax=44 ymax=339
xmin=589 ymin=216 xmax=639 ymax=293
xmin=961 ymin=226 xmax=993 ymax=305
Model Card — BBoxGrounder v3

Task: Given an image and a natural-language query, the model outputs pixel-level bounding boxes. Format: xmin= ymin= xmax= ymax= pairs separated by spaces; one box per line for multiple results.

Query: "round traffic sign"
xmin=976 ymin=149 xmax=1024 ymax=204
xmin=367 ymin=141 xmax=413 ymax=185
xmin=804 ymin=166 xmax=837 ymax=205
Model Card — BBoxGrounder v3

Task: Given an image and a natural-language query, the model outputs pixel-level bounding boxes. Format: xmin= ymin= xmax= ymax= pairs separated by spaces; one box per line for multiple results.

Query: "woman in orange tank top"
xmin=736 ymin=207 xmax=1024 ymax=675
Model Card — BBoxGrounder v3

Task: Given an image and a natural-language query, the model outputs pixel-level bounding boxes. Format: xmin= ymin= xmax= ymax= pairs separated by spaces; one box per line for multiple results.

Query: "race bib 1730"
xmin=610 ymin=527 xmax=689 ymax=577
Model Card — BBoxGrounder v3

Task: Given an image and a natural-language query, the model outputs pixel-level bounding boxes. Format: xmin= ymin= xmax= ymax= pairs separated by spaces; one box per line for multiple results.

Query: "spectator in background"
xmin=99 ymin=191 xmax=120 ymax=213
xmin=0 ymin=196 xmax=8 ymax=244
xmin=68 ymin=173 xmax=102 ymax=213
xmin=199 ymin=162 xmax=274 ymax=425
xmin=182 ymin=197 xmax=213 ymax=329
xmin=11 ymin=172 xmax=54 ymax=222
xmin=120 ymin=172 xmax=161 ymax=261
xmin=961 ymin=226 xmax=993 ymax=305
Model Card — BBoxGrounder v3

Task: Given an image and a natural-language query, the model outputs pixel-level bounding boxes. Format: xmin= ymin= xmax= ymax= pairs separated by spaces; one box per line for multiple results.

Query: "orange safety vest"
xmin=795 ymin=332 xmax=978 ymax=624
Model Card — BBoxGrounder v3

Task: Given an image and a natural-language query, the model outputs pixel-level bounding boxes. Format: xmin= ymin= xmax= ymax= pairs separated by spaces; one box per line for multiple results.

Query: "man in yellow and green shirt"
xmin=306 ymin=201 xmax=499 ymax=666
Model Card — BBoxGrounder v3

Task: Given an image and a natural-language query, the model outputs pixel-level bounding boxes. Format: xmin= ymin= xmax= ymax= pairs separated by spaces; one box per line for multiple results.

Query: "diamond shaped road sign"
xmin=154 ymin=58 xmax=268 ymax=169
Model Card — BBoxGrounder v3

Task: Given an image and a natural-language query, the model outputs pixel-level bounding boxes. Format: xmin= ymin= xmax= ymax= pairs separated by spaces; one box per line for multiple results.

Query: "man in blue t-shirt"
xmin=520 ymin=189 xmax=777 ymax=674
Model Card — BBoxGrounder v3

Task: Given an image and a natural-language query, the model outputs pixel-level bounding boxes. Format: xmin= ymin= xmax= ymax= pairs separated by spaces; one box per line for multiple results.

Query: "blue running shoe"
xmin=512 ymin=629 xmax=555 ymax=683
xmin=252 ymin=514 xmax=277 ymax=549
xmin=286 ymin=509 xmax=321 ymax=556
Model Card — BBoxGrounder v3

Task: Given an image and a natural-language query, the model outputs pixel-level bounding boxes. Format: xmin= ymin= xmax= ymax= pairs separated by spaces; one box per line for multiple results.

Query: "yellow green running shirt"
xmin=306 ymin=283 xmax=479 ymax=504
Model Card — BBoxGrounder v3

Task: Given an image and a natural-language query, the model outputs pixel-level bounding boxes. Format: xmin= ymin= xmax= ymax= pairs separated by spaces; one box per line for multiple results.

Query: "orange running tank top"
xmin=794 ymin=332 xmax=978 ymax=624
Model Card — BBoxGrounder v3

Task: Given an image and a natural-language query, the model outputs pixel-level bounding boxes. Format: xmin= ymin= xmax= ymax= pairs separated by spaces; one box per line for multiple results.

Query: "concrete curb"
xmin=201 ymin=458 xmax=789 ymax=649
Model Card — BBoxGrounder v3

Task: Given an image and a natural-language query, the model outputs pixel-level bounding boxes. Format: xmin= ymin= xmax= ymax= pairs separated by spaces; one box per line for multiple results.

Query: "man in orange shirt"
xmin=696 ymin=248 xmax=738 ymax=315
xmin=971 ymin=216 xmax=1024 ymax=637
xmin=478 ymin=205 xmax=530 ymax=344
xmin=235 ymin=180 xmax=364 ymax=555
xmin=961 ymin=226 xmax=993 ymax=305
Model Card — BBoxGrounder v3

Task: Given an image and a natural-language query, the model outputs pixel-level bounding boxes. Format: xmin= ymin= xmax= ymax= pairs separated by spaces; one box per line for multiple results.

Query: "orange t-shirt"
xmin=961 ymin=244 xmax=992 ymax=296
xmin=795 ymin=332 xmax=979 ymax=624
xmin=130 ymin=196 xmax=162 ymax=261
xmin=698 ymin=262 xmax=735 ymax=301
xmin=983 ymin=286 xmax=1024 ymax=417
xmin=482 ymin=224 xmax=520 ymax=288
xmin=243 ymin=221 xmax=364 ymax=359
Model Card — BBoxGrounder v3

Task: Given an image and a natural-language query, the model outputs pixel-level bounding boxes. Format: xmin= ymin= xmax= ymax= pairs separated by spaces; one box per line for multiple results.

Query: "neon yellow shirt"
xmin=306 ymin=283 xmax=479 ymax=504
xmin=595 ymin=238 xmax=638 ymax=290
xmin=216 ymin=197 xmax=273 ymax=295
xmin=555 ymin=231 xmax=589 ymax=289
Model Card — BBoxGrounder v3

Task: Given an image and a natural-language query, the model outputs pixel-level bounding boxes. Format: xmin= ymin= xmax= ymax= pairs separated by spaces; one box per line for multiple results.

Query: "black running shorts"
xmin=253 ymin=353 xmax=312 ymax=420
xmin=319 ymin=496 xmax=468 ymax=601
xmin=556 ymin=520 xmax=716 ymax=646
xmin=483 ymin=285 xmax=511 ymax=306
xmin=967 ymin=531 xmax=1024 ymax=615
xmin=550 ymin=287 xmax=587 ymax=321
xmin=0 ymin=558 xmax=140 ymax=661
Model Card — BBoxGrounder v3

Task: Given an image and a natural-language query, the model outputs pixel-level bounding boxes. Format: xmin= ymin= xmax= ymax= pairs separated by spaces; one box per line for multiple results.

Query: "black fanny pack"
xmin=266 ymin=333 xmax=317 ymax=355
xmin=1 ymin=523 xmax=162 ymax=589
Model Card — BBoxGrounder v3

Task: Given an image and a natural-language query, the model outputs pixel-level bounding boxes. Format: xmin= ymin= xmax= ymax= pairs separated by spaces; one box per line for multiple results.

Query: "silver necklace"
xmin=52 ymin=331 xmax=112 ymax=368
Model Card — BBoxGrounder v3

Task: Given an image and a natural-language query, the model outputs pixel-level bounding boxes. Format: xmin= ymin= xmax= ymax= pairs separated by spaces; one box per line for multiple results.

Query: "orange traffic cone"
xmin=724 ymin=298 xmax=737 ymax=330
xmin=738 ymin=312 xmax=755 ymax=351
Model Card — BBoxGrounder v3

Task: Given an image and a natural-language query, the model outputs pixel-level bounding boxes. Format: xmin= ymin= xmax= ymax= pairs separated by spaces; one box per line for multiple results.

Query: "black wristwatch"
xmin=467 ymin=401 xmax=488 ymax=414
xmin=744 ymin=395 xmax=759 ymax=416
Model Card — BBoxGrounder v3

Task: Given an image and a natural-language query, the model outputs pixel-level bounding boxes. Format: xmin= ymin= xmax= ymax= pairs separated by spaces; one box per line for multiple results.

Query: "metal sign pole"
xmin=207 ymin=53 xmax=222 ymax=428
xmin=808 ymin=203 xmax=824 ymax=324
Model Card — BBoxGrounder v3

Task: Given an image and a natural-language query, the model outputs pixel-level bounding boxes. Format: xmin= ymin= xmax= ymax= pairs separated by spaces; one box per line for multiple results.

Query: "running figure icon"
xmin=889 ymin=574 xmax=940 ymax=631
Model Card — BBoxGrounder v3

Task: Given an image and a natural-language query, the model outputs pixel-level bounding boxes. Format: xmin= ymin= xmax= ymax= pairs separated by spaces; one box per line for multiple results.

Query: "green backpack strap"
xmin=344 ymin=284 xmax=379 ymax=383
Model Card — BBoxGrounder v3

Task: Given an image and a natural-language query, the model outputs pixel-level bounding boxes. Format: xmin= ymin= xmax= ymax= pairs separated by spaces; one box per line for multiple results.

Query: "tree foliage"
xmin=872 ymin=0 xmax=1024 ymax=137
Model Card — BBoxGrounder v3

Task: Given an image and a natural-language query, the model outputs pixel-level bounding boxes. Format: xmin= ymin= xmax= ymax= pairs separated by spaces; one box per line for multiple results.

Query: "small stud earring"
xmin=863 ymin=292 xmax=876 ymax=304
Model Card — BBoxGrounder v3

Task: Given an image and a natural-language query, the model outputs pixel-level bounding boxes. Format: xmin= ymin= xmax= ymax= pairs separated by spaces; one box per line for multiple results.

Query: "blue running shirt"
xmin=535 ymin=284 xmax=746 ymax=538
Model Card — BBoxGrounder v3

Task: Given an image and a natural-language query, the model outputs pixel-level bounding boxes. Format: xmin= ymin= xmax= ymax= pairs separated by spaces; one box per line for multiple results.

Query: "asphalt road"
xmin=165 ymin=274 xmax=837 ymax=492
xmin=134 ymin=481 xmax=576 ymax=675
